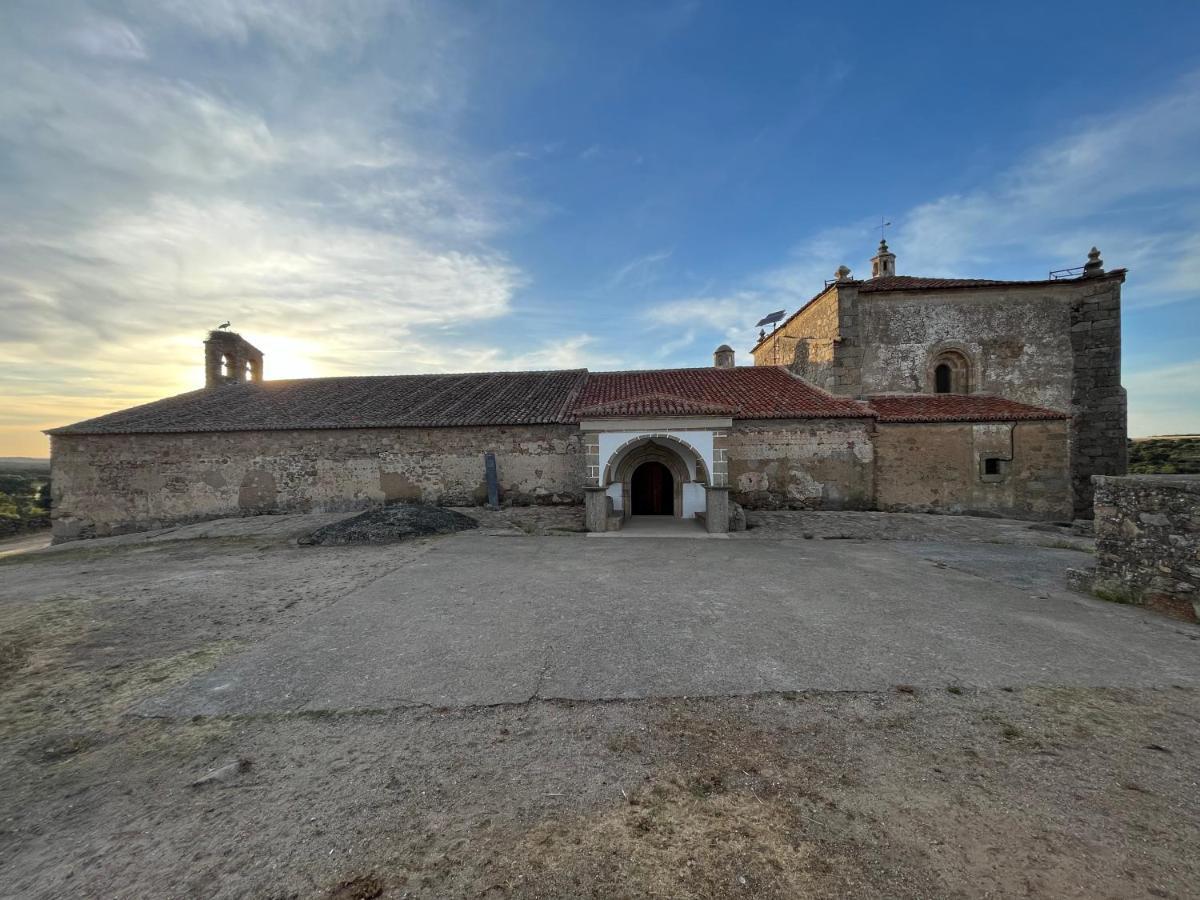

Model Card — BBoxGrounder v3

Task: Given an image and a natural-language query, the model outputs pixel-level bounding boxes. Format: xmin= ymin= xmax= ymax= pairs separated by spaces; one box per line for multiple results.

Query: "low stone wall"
xmin=1091 ymin=475 xmax=1200 ymax=622
xmin=726 ymin=418 xmax=875 ymax=510
xmin=50 ymin=425 xmax=584 ymax=542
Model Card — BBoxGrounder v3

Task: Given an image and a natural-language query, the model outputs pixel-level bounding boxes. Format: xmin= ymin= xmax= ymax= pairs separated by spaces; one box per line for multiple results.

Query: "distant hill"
xmin=1128 ymin=437 xmax=1200 ymax=475
xmin=0 ymin=457 xmax=50 ymax=474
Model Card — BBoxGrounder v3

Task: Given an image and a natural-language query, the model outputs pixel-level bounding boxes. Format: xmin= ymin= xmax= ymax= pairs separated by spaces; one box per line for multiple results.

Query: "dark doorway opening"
xmin=631 ymin=461 xmax=674 ymax=515
xmin=935 ymin=363 xmax=952 ymax=393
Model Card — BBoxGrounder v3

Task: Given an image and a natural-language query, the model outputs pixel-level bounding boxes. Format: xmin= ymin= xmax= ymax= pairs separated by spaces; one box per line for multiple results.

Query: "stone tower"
xmin=870 ymin=239 xmax=896 ymax=278
xmin=204 ymin=330 xmax=264 ymax=388
xmin=713 ymin=344 xmax=736 ymax=368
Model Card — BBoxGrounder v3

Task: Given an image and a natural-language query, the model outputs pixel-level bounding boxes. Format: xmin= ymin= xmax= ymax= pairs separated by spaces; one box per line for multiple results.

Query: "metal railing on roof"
xmin=1049 ymin=265 xmax=1085 ymax=280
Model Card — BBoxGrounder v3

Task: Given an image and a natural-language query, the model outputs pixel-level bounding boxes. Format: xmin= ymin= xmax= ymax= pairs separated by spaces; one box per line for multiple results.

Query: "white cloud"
xmin=147 ymin=0 xmax=393 ymax=56
xmin=0 ymin=0 xmax=527 ymax=456
xmin=897 ymin=74 xmax=1200 ymax=287
xmin=68 ymin=17 xmax=147 ymax=59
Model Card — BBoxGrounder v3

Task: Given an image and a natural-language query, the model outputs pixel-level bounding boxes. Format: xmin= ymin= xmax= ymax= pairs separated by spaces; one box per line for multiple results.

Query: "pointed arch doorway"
xmin=630 ymin=460 xmax=674 ymax=515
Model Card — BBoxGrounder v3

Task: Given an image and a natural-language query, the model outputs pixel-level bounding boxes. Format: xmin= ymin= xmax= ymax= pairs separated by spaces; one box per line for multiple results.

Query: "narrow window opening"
xmin=935 ymin=363 xmax=952 ymax=394
xmin=984 ymin=457 xmax=1001 ymax=476
xmin=219 ymin=354 xmax=230 ymax=378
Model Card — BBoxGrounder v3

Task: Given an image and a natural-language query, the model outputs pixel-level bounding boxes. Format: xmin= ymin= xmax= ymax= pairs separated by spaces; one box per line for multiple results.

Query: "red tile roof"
xmin=865 ymin=394 xmax=1068 ymax=424
xmin=48 ymin=370 xmax=589 ymax=435
xmin=858 ymin=275 xmax=1014 ymax=292
xmin=574 ymin=367 xmax=870 ymax=420
xmin=574 ymin=393 xmax=740 ymax=418
xmin=48 ymin=369 xmax=1071 ymax=436
xmin=860 ymin=271 xmax=1125 ymax=293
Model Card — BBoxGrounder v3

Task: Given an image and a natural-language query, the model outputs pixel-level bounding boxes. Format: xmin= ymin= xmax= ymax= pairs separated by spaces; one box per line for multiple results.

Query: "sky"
xmin=2 ymin=1 xmax=1199 ymax=457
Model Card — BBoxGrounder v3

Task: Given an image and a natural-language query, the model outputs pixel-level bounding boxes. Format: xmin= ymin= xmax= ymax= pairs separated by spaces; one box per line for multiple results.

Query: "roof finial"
xmin=1082 ymin=246 xmax=1104 ymax=277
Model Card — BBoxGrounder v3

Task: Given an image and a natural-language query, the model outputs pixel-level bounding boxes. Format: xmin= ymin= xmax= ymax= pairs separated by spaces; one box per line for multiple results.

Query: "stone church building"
xmin=47 ymin=244 xmax=1127 ymax=541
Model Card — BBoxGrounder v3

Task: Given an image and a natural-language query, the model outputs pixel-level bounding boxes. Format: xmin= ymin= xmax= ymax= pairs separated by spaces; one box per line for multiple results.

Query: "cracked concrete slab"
xmin=136 ymin=535 xmax=1200 ymax=718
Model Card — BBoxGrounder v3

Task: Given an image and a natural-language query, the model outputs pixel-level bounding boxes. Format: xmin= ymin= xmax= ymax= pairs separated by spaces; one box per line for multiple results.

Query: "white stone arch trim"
xmin=601 ymin=433 xmax=710 ymax=487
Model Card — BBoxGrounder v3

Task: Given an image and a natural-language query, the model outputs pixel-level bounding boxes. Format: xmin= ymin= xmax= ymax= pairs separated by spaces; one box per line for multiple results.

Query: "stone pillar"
xmin=583 ymin=432 xmax=601 ymax=487
xmin=711 ymin=430 xmax=729 ymax=488
xmin=704 ymin=485 xmax=730 ymax=534
xmin=585 ymin=487 xmax=610 ymax=533
xmin=1068 ymin=269 xmax=1127 ymax=517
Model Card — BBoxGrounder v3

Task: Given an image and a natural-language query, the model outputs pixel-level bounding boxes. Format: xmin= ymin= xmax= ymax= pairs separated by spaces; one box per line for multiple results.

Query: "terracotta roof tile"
xmin=574 ymin=393 xmax=739 ymax=418
xmin=866 ymin=394 xmax=1068 ymax=424
xmin=859 ymin=271 xmax=1124 ymax=293
xmin=48 ymin=370 xmax=589 ymax=435
xmin=574 ymin=367 xmax=870 ymax=420
xmin=858 ymin=275 xmax=1014 ymax=292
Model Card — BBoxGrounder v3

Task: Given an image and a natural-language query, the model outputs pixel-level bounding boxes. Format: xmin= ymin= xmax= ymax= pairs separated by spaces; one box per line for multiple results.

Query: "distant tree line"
xmin=0 ymin=472 xmax=50 ymax=536
xmin=1127 ymin=438 xmax=1200 ymax=475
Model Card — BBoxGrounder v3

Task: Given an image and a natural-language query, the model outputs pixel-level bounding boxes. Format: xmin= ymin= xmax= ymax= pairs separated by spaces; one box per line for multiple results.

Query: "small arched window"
xmin=219 ymin=354 xmax=231 ymax=379
xmin=929 ymin=349 xmax=971 ymax=394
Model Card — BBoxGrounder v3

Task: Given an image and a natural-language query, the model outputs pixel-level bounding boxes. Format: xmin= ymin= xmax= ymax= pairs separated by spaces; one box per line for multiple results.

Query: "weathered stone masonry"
xmin=1068 ymin=276 xmax=1127 ymax=516
xmin=50 ymin=425 xmax=583 ymax=540
xmin=750 ymin=261 xmax=1126 ymax=518
xmin=1090 ymin=475 xmax=1200 ymax=622
xmin=873 ymin=420 xmax=1072 ymax=521
xmin=726 ymin=418 xmax=875 ymax=510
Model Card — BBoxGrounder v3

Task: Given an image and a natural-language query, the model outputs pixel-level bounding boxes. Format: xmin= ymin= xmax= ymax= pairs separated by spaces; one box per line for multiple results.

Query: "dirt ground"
xmin=0 ymin=509 xmax=1197 ymax=899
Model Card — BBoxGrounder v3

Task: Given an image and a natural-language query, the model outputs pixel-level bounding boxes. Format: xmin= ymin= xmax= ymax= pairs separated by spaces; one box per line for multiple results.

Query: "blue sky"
xmin=2 ymin=0 xmax=1199 ymax=454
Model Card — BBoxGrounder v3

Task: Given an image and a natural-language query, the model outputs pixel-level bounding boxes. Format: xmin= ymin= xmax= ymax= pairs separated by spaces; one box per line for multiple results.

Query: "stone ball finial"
xmin=835 ymin=264 xmax=852 ymax=281
xmin=1083 ymin=246 xmax=1104 ymax=276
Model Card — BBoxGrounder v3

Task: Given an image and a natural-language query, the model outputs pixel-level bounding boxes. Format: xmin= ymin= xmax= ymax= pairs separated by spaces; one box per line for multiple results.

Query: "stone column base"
xmin=704 ymin=485 xmax=730 ymax=534
xmin=584 ymin=487 xmax=611 ymax=533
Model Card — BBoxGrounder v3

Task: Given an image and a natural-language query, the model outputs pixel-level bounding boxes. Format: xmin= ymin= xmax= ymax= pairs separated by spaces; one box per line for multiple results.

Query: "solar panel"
xmin=755 ymin=309 xmax=786 ymax=328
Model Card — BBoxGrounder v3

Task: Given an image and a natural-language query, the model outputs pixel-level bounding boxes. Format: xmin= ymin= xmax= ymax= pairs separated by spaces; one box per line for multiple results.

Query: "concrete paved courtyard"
xmin=3 ymin=511 xmax=1198 ymax=899
xmin=140 ymin=532 xmax=1200 ymax=719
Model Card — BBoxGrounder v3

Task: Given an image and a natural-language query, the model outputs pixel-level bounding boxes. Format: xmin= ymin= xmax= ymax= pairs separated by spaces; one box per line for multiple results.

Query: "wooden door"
xmin=631 ymin=461 xmax=674 ymax=515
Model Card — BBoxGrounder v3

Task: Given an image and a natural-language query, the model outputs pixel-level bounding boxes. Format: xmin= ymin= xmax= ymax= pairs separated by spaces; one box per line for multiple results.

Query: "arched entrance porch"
xmin=605 ymin=435 xmax=707 ymax=521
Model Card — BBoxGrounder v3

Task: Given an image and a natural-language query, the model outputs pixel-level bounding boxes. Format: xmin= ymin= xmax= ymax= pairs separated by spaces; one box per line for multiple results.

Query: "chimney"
xmin=713 ymin=344 xmax=735 ymax=368
xmin=204 ymin=330 xmax=264 ymax=388
xmin=870 ymin=239 xmax=896 ymax=279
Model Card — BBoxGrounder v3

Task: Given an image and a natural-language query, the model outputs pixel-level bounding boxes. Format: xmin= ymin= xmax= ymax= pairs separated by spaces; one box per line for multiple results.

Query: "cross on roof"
xmin=877 ymin=216 xmax=891 ymax=241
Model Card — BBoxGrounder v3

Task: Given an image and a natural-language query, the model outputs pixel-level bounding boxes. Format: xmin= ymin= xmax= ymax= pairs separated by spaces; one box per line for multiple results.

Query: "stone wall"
xmin=726 ymin=418 xmax=875 ymax=510
xmin=50 ymin=425 xmax=584 ymax=541
xmin=1067 ymin=277 xmax=1127 ymax=516
xmin=760 ymin=273 xmax=1125 ymax=517
xmin=1091 ymin=475 xmax=1200 ymax=622
xmin=873 ymin=420 xmax=1072 ymax=521
xmin=751 ymin=285 xmax=840 ymax=387
xmin=852 ymin=286 xmax=1080 ymax=408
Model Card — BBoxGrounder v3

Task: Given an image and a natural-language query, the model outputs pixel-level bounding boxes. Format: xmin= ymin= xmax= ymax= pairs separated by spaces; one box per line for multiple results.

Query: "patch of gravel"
xmin=298 ymin=504 xmax=479 ymax=546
